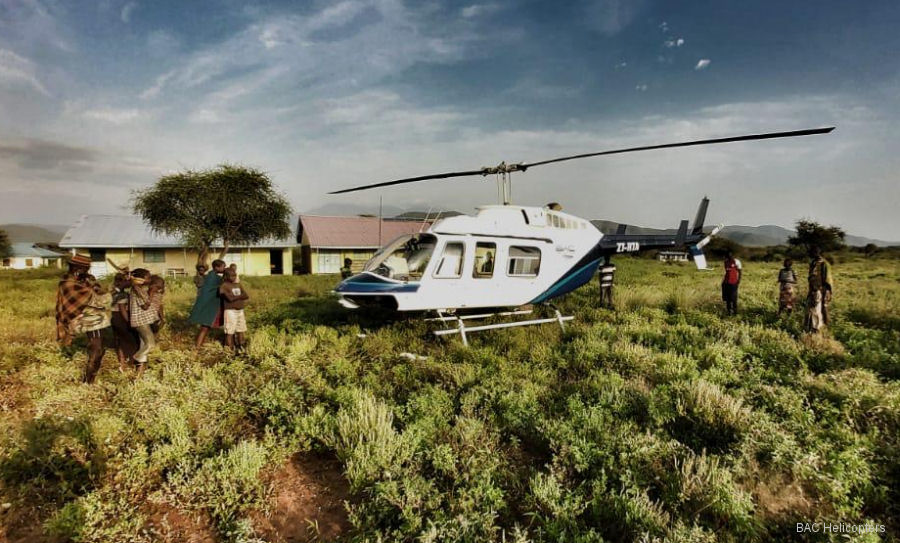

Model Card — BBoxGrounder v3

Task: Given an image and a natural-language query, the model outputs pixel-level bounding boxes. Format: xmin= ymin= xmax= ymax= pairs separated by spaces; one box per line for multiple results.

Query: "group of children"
xmin=189 ymin=259 xmax=251 ymax=351
xmin=724 ymin=250 xmax=833 ymax=333
xmin=74 ymin=267 xmax=167 ymax=382
xmin=64 ymin=256 xmax=253 ymax=383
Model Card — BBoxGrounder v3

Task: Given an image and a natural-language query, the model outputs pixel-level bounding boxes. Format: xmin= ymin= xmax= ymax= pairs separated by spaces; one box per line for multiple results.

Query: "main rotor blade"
xmin=328 ymin=126 xmax=835 ymax=194
xmin=522 ymin=126 xmax=835 ymax=169
xmin=328 ymin=169 xmax=485 ymax=194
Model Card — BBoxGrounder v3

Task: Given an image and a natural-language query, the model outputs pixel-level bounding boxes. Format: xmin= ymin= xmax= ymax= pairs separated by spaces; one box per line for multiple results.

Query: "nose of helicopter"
xmin=334 ymin=271 xmax=420 ymax=293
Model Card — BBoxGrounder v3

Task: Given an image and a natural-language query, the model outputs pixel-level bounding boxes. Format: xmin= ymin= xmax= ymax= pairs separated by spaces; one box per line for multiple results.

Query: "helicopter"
xmin=329 ymin=126 xmax=834 ymax=343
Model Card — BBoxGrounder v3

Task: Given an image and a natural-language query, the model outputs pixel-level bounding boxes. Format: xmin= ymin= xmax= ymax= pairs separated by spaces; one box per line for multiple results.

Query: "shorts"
xmin=224 ymin=309 xmax=247 ymax=334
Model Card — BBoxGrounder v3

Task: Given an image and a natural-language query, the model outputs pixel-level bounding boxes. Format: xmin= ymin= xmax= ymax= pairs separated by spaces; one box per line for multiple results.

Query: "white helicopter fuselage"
xmin=334 ymin=205 xmax=604 ymax=312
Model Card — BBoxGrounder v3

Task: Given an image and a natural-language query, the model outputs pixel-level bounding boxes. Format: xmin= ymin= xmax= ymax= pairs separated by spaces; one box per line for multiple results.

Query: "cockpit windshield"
xmin=364 ymin=233 xmax=437 ymax=281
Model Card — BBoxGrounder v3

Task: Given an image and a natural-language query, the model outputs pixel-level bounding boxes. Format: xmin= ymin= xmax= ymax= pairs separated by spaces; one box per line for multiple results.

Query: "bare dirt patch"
xmin=0 ymin=504 xmax=61 ymax=543
xmin=252 ymin=452 xmax=352 ymax=543
xmin=142 ymin=500 xmax=217 ymax=543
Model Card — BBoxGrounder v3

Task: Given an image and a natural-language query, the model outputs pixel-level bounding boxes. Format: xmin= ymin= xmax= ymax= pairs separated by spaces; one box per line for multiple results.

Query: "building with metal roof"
xmin=297 ymin=215 xmax=433 ymax=274
xmin=60 ymin=215 xmax=298 ymax=277
xmin=2 ymin=243 xmax=65 ymax=270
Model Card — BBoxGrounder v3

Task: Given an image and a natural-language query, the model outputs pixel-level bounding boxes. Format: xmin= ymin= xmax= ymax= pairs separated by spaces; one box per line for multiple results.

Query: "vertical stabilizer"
xmin=692 ymin=197 xmax=709 ymax=235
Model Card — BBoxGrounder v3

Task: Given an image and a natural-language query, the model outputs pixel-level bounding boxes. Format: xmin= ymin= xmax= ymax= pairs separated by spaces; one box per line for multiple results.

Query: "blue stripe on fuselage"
xmin=529 ymin=258 xmax=602 ymax=304
xmin=335 ymin=273 xmax=420 ymax=293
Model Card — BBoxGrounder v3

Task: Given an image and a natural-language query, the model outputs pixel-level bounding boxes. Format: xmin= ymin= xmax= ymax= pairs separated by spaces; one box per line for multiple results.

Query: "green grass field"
xmin=1 ymin=257 xmax=898 ymax=543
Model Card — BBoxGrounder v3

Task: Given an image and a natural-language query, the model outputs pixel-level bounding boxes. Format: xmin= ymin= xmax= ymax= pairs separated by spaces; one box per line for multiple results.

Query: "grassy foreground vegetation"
xmin=1 ymin=257 xmax=898 ymax=542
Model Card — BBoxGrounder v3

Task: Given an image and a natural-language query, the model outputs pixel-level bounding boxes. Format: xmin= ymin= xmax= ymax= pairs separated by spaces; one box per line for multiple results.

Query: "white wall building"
xmin=1 ymin=243 xmax=65 ymax=269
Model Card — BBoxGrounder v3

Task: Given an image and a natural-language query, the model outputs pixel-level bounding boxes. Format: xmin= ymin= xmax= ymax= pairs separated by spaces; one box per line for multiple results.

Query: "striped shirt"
xmin=130 ymin=286 xmax=159 ymax=327
xmin=599 ymin=264 xmax=616 ymax=287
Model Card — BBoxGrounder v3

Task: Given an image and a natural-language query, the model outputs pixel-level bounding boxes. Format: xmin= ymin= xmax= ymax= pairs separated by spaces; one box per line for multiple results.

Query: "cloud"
xmin=695 ymin=58 xmax=711 ymax=70
xmin=664 ymin=37 xmax=684 ymax=48
xmin=146 ymin=29 xmax=180 ymax=58
xmin=461 ymin=3 xmax=501 ymax=18
xmin=635 ymin=84 xmax=648 ymax=91
xmin=139 ymin=70 xmax=175 ymax=99
xmin=0 ymin=49 xmax=50 ymax=96
xmin=82 ymin=107 xmax=145 ymax=124
xmin=585 ymin=0 xmax=647 ymax=36
xmin=0 ymin=0 xmax=73 ymax=54
xmin=121 ymin=2 xmax=138 ymax=23
xmin=0 ymin=138 xmax=97 ymax=171
xmin=137 ymin=0 xmax=479 ymax=113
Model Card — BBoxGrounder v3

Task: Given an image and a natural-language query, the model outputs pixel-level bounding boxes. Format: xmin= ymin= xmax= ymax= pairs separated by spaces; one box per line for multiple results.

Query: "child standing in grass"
xmin=190 ymin=259 xmax=226 ymax=347
xmin=111 ymin=272 xmax=139 ymax=372
xmin=721 ymin=251 xmax=742 ymax=315
xmin=148 ymin=275 xmax=166 ymax=336
xmin=129 ymin=268 xmax=158 ymax=375
xmin=75 ymin=273 xmax=111 ymax=383
xmin=219 ymin=268 xmax=249 ymax=351
xmin=777 ymin=258 xmax=797 ymax=315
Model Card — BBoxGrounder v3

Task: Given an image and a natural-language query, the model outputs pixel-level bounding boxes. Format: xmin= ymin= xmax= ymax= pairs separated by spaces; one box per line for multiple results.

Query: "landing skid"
xmin=430 ymin=307 xmax=574 ymax=346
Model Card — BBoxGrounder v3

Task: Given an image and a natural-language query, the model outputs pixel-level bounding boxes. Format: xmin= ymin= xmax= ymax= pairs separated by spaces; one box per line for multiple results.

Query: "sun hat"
xmin=69 ymin=254 xmax=92 ymax=267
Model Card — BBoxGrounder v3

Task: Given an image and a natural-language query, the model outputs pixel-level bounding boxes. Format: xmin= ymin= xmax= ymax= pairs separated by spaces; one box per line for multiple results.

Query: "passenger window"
xmin=473 ymin=242 xmax=496 ymax=278
xmin=434 ymin=242 xmax=465 ymax=278
xmin=507 ymin=246 xmax=541 ymax=277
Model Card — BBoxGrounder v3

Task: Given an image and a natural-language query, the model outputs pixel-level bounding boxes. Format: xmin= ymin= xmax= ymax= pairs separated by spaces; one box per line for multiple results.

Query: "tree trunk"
xmin=197 ymin=245 xmax=210 ymax=267
xmin=217 ymin=239 xmax=230 ymax=260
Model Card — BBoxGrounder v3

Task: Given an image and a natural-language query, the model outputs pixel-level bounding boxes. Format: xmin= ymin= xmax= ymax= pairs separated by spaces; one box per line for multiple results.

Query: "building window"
xmin=473 ymin=242 xmax=496 ymax=278
xmin=25 ymin=259 xmax=34 ymax=267
xmin=433 ymin=242 xmax=464 ymax=278
xmin=507 ymin=246 xmax=541 ymax=277
xmin=143 ymin=249 xmax=166 ymax=263
xmin=2 ymin=258 xmax=9 ymax=267
xmin=89 ymin=249 xmax=106 ymax=262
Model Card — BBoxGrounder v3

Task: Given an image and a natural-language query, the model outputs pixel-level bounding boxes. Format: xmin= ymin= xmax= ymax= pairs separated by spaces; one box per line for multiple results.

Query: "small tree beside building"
xmin=132 ymin=165 xmax=293 ymax=265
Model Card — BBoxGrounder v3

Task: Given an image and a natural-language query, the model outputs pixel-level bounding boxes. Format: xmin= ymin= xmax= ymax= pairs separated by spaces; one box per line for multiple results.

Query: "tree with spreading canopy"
xmin=788 ymin=219 xmax=845 ymax=255
xmin=0 ymin=229 xmax=10 ymax=259
xmin=132 ymin=165 xmax=293 ymax=265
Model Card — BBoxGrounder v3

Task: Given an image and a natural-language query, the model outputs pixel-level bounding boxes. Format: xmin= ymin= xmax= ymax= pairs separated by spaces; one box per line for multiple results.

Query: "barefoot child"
xmin=189 ymin=259 xmax=226 ymax=347
xmin=219 ymin=268 xmax=249 ymax=351
xmin=148 ymin=275 xmax=166 ymax=336
xmin=75 ymin=273 xmax=112 ymax=383
xmin=777 ymin=258 xmax=797 ymax=315
xmin=129 ymin=269 xmax=159 ymax=375
xmin=110 ymin=273 xmax=139 ymax=372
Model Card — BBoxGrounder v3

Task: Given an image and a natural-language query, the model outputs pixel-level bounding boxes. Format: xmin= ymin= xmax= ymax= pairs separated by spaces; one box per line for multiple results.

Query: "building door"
xmin=269 ymin=249 xmax=283 ymax=275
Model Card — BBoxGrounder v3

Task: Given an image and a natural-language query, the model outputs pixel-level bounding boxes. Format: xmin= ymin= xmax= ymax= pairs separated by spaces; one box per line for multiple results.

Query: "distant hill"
xmin=590 ymin=220 xmax=898 ymax=247
xmin=1 ymin=223 xmax=68 ymax=244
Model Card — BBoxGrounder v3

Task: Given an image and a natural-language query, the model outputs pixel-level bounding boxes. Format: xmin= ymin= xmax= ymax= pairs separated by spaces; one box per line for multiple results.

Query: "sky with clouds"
xmin=0 ymin=0 xmax=898 ymax=239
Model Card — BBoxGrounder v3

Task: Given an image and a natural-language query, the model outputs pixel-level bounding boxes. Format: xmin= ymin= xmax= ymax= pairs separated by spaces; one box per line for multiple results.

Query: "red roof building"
xmin=297 ymin=215 xmax=433 ymax=274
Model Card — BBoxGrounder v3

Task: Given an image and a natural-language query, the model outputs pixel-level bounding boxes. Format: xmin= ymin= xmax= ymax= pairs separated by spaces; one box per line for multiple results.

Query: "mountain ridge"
xmin=590 ymin=220 xmax=898 ymax=247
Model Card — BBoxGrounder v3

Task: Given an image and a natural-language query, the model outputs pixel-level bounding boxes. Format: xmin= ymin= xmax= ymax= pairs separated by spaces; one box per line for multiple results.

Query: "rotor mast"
xmin=481 ymin=161 xmax=526 ymax=205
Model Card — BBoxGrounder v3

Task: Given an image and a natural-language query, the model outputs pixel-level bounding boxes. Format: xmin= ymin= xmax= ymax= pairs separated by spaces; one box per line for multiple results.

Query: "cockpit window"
xmin=364 ymin=234 xmax=436 ymax=281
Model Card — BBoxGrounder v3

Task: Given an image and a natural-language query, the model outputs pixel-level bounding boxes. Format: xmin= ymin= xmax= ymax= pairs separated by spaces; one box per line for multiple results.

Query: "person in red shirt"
xmin=721 ymin=251 xmax=742 ymax=315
